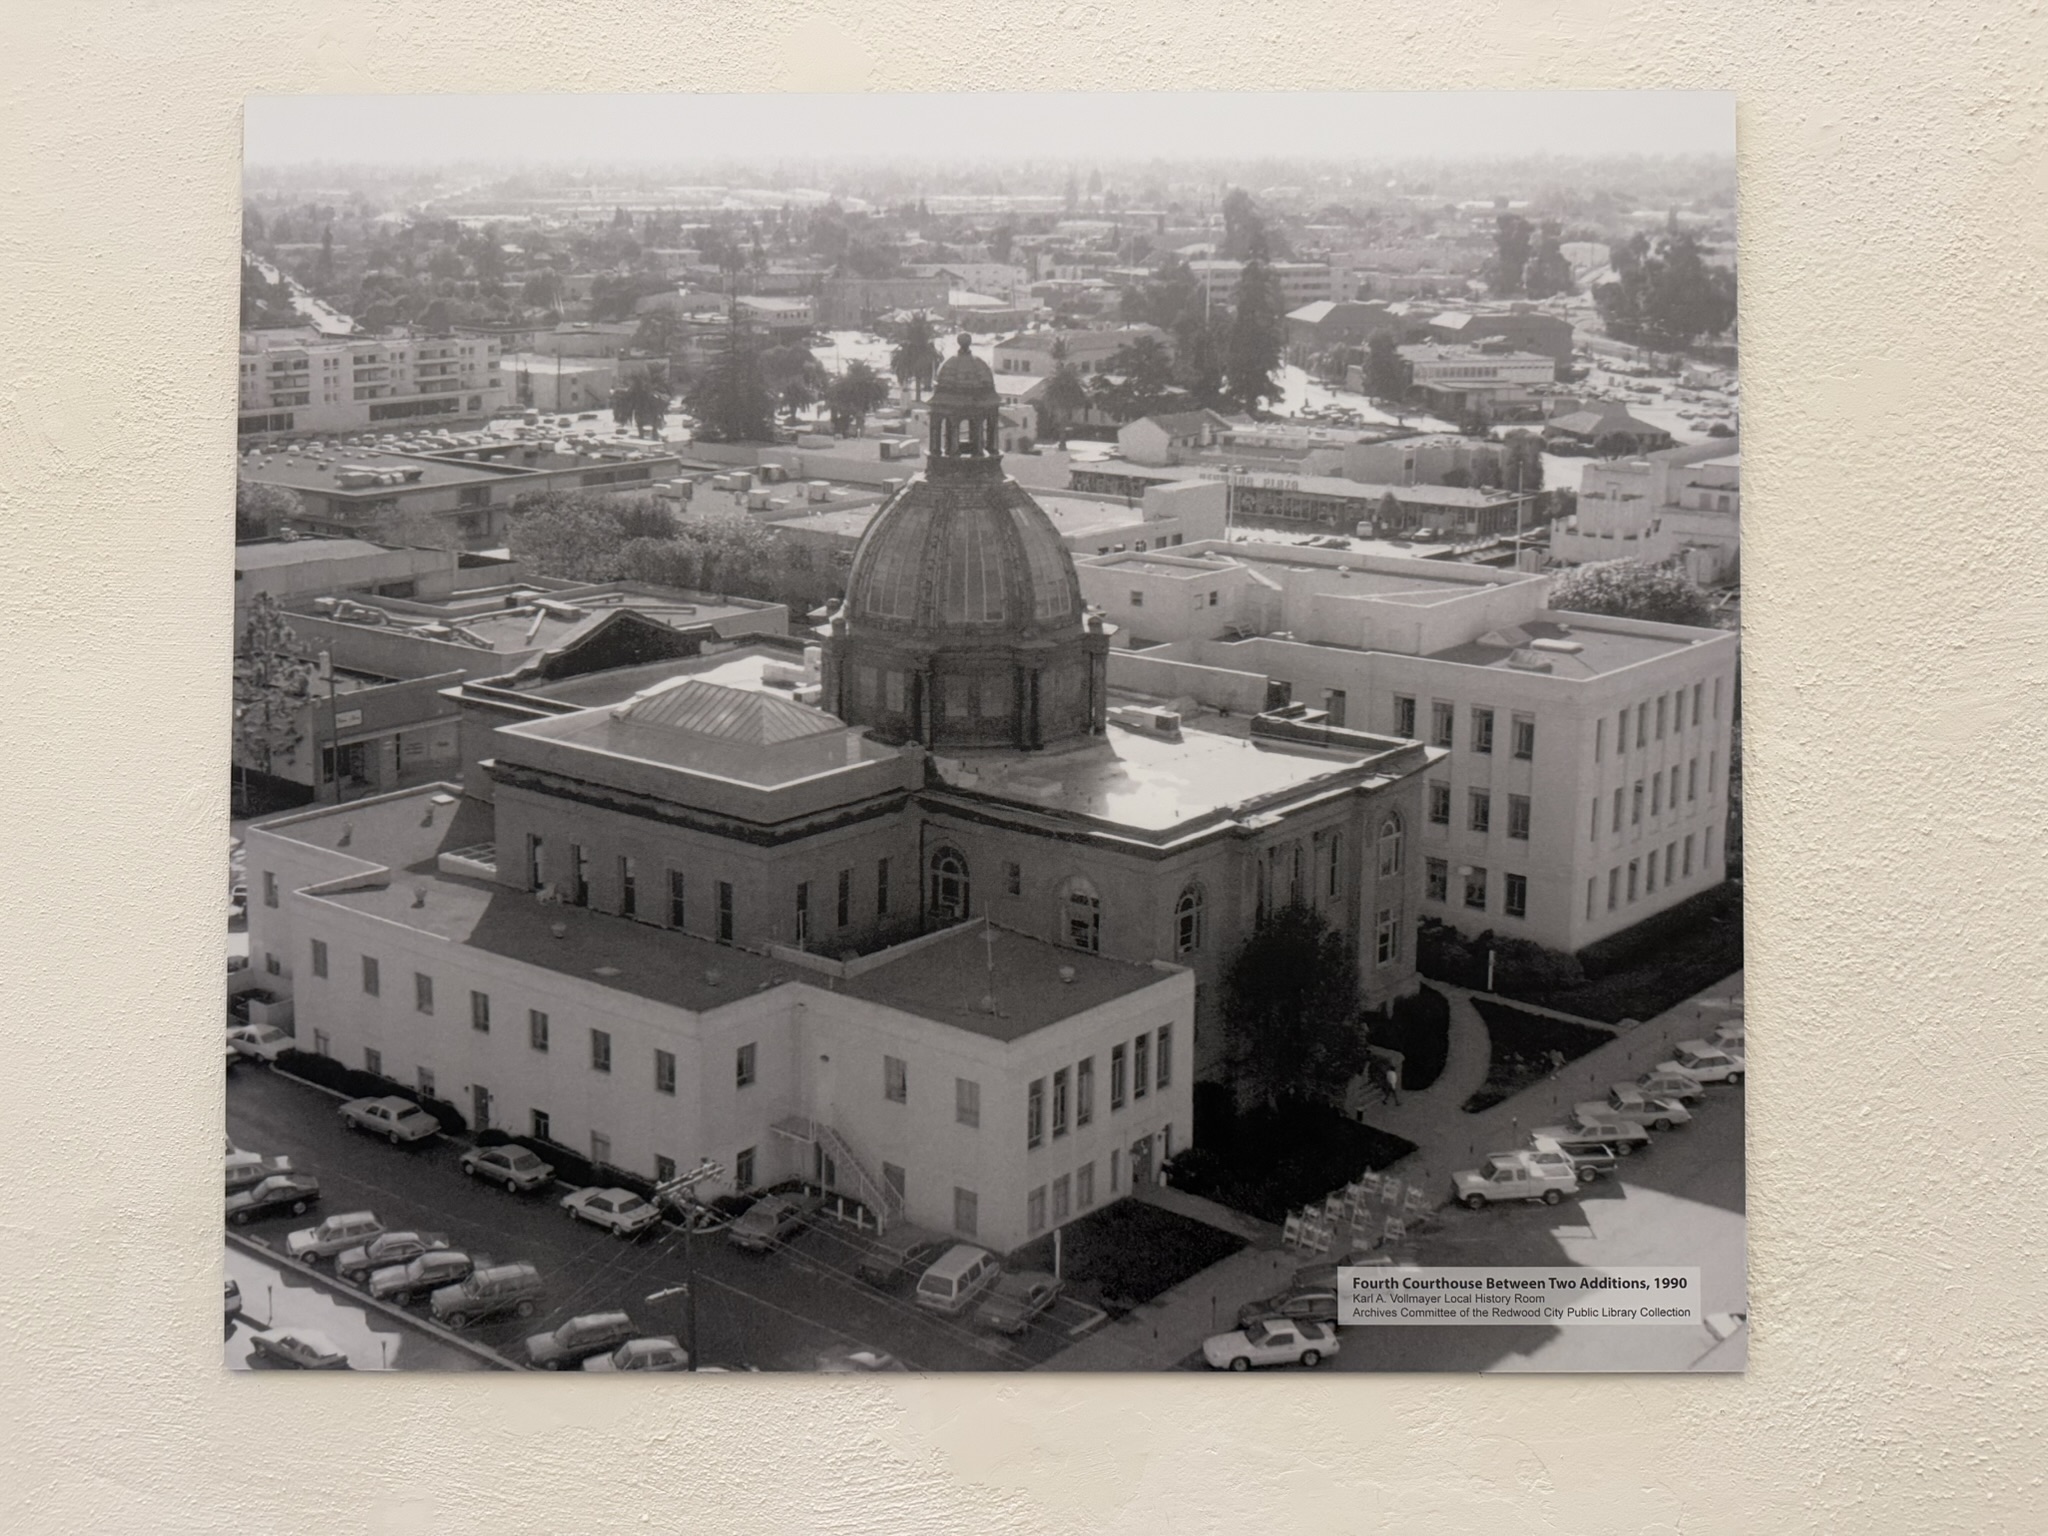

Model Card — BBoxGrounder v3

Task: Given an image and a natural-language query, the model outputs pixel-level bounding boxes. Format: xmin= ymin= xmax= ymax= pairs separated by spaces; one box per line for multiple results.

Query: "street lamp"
xmin=651 ymin=1158 xmax=727 ymax=1372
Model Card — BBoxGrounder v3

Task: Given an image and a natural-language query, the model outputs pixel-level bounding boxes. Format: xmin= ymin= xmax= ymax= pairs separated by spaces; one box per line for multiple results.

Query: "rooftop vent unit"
xmin=1506 ymin=649 xmax=1555 ymax=672
xmin=1529 ymin=636 xmax=1584 ymax=654
xmin=1108 ymin=704 xmax=1183 ymax=737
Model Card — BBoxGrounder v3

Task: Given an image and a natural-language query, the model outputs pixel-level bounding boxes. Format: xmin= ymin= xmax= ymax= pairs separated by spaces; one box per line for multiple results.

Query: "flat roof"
xmin=506 ymin=645 xmax=802 ymax=710
xmin=235 ymin=538 xmax=405 ymax=570
xmin=241 ymin=448 xmax=504 ymax=495
xmin=931 ymin=709 xmax=1398 ymax=836
xmin=1030 ymin=495 xmax=1150 ymax=538
xmin=839 ymin=924 xmax=1171 ymax=1043
xmin=1430 ymin=617 xmax=1721 ymax=679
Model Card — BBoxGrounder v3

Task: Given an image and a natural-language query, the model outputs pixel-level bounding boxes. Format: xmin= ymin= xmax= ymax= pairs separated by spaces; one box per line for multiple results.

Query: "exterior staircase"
xmin=772 ymin=1116 xmax=903 ymax=1231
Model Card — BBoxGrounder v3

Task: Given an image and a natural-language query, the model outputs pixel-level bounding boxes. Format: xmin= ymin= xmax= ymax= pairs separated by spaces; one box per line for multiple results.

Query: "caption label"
xmin=1337 ymin=1266 xmax=1702 ymax=1325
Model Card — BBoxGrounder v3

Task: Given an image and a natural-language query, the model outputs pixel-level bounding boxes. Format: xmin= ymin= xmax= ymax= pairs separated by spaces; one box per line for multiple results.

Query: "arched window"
xmin=1174 ymin=885 xmax=1205 ymax=955
xmin=1062 ymin=876 xmax=1101 ymax=953
xmin=928 ymin=847 xmax=969 ymax=921
xmin=1378 ymin=813 xmax=1404 ymax=878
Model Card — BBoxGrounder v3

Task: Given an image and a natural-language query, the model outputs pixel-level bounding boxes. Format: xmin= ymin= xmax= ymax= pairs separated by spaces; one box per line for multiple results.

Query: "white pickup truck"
xmin=1452 ymin=1150 xmax=1580 ymax=1209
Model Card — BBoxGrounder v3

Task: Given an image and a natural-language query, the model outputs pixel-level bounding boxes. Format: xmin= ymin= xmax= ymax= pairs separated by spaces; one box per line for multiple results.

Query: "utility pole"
xmin=652 ymin=1157 xmax=727 ymax=1372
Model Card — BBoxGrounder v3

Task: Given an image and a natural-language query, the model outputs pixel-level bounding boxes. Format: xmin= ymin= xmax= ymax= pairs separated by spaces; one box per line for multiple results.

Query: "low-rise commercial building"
xmin=1550 ymin=442 xmax=1740 ymax=585
xmin=1397 ymin=344 xmax=1558 ymax=420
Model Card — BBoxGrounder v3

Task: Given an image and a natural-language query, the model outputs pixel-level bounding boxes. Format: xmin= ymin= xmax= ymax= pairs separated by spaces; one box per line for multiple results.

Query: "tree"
xmin=761 ymin=345 xmax=828 ymax=423
xmin=889 ymin=312 xmax=943 ymax=401
xmin=1488 ymin=214 xmax=1535 ymax=296
xmin=233 ymin=593 xmax=316 ymax=793
xmin=686 ymin=313 xmax=775 ymax=443
xmin=1364 ymin=329 xmax=1407 ymax=403
xmin=1501 ymin=430 xmax=1545 ymax=496
xmin=827 ymin=359 xmax=889 ymax=437
xmin=624 ymin=507 xmax=778 ymax=595
xmin=366 ymin=504 xmax=461 ymax=551
xmin=1223 ymin=257 xmax=1284 ymax=412
xmin=1549 ymin=558 xmax=1714 ymax=627
xmin=1035 ymin=340 xmax=1091 ymax=441
xmin=1523 ymin=220 xmax=1574 ymax=300
xmin=1095 ymin=333 xmax=1177 ymax=420
xmin=235 ymin=478 xmax=301 ymax=541
xmin=315 ymin=226 xmax=336 ymax=290
xmin=612 ymin=365 xmax=672 ymax=437
xmin=506 ymin=491 xmax=677 ymax=582
xmin=1221 ymin=901 xmax=1370 ymax=1107
xmin=1595 ymin=231 xmax=1737 ymax=351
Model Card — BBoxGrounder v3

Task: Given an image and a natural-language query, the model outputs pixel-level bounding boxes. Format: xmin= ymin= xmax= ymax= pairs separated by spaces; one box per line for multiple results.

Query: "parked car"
xmin=431 ymin=1262 xmax=545 ymax=1329
xmin=226 ymin=1172 xmax=321 ymax=1225
xmin=1236 ymin=1283 xmax=1339 ymax=1330
xmin=460 ymin=1144 xmax=557 ymax=1193
xmin=368 ymin=1248 xmax=476 ymax=1306
xmin=227 ymin=1024 xmax=293 ymax=1062
xmin=854 ymin=1225 xmax=952 ymax=1289
xmin=727 ymin=1191 xmax=825 ymax=1252
xmin=1203 ymin=1318 xmax=1340 ymax=1371
xmin=1576 ymin=1085 xmax=1693 ymax=1132
xmin=225 ymin=1151 xmax=294 ymax=1196
xmin=1453 ymin=1150 xmax=1581 ymax=1209
xmin=1621 ymin=1068 xmax=1706 ymax=1104
xmin=1708 ymin=1023 xmax=1746 ymax=1053
xmin=1528 ymin=1133 xmax=1623 ymax=1183
xmin=246 ymin=1328 xmax=349 ymax=1370
xmin=335 ymin=1230 xmax=451 ymax=1285
xmin=815 ymin=1344 xmax=909 ymax=1373
xmin=584 ymin=1336 xmax=690 ymax=1373
xmin=561 ymin=1186 xmax=663 ymax=1239
xmin=525 ymin=1311 xmax=639 ymax=1370
xmin=1660 ymin=1041 xmax=1746 ymax=1086
xmin=338 ymin=1095 xmax=442 ymax=1145
xmin=285 ymin=1211 xmax=384 ymax=1263
xmin=1531 ymin=1111 xmax=1653 ymax=1153
xmin=915 ymin=1244 xmax=1001 ymax=1316
xmin=977 ymin=1272 xmax=1064 ymax=1335
xmin=223 ymin=1278 xmax=241 ymax=1316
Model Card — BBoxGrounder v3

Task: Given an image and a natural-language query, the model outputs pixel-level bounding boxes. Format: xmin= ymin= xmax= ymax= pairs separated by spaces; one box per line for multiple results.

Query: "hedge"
xmin=1367 ymin=985 xmax=1451 ymax=1091
xmin=272 ymin=1049 xmax=468 ymax=1134
xmin=1574 ymin=880 xmax=1742 ymax=980
xmin=1417 ymin=921 xmax=1585 ymax=995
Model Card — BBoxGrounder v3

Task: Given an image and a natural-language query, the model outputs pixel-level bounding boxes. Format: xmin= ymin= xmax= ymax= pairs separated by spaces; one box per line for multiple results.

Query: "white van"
xmin=914 ymin=1244 xmax=999 ymax=1316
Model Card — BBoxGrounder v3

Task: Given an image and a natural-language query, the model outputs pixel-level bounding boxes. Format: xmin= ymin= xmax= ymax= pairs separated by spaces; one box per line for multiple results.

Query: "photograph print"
xmin=226 ymin=90 xmax=1743 ymax=1375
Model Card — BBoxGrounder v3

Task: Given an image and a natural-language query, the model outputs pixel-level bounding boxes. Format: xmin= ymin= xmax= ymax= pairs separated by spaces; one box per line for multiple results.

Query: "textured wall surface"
xmin=4 ymin=4 xmax=2046 ymax=1532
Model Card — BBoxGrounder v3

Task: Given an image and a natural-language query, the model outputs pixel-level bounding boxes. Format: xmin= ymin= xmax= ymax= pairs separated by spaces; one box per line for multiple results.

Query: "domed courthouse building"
xmin=246 ymin=338 xmax=1434 ymax=1254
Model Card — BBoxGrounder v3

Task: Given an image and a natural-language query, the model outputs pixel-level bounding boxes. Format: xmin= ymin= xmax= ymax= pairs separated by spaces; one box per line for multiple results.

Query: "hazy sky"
xmin=245 ymin=93 xmax=1732 ymax=167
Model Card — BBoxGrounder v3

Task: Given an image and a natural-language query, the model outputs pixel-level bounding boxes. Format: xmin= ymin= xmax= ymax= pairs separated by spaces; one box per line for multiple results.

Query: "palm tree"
xmin=889 ymin=312 xmax=943 ymax=401
xmin=613 ymin=366 xmax=671 ymax=437
xmin=829 ymin=360 xmax=890 ymax=437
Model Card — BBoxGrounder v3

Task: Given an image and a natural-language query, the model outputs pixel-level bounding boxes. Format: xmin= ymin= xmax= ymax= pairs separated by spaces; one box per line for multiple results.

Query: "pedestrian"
xmin=1384 ymin=1063 xmax=1402 ymax=1107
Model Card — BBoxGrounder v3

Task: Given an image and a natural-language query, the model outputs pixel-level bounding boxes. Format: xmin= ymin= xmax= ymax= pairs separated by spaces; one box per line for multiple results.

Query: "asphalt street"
xmin=226 ymin=1064 xmax=1080 ymax=1372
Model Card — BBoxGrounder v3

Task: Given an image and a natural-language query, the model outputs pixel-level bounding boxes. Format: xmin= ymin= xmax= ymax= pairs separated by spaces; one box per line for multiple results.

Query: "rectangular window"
xmin=1053 ymin=1174 xmax=1071 ymax=1224
xmin=417 ymin=1066 xmax=435 ymax=1098
xmin=1665 ymin=843 xmax=1678 ymax=885
xmin=619 ymin=856 xmax=637 ymax=917
xmin=1627 ymin=860 xmax=1640 ymax=902
xmin=1428 ymin=782 xmax=1451 ymax=825
xmin=655 ymin=1155 xmax=677 ymax=1185
xmin=736 ymin=1146 xmax=757 ymax=1189
xmin=884 ymin=1054 xmax=907 ymax=1104
xmin=1394 ymin=695 xmax=1416 ymax=736
xmin=1656 ymin=695 xmax=1668 ymax=738
xmin=1595 ymin=717 xmax=1604 ymax=762
xmin=717 ymin=881 xmax=734 ymax=944
xmin=1608 ymin=867 xmax=1620 ymax=911
xmin=263 ymin=871 xmax=278 ymax=909
xmin=1027 ymin=1078 xmax=1045 ymax=1148
xmin=1077 ymin=1162 xmax=1095 ymax=1209
xmin=1637 ymin=706 xmax=1648 ymax=749
xmin=1618 ymin=707 xmax=1629 ymax=752
xmin=1632 ymin=781 xmax=1644 ymax=825
xmin=311 ymin=1029 xmax=329 ymax=1059
xmin=655 ymin=1049 xmax=676 ymax=1095
xmin=736 ymin=1042 xmax=757 ymax=1088
xmin=1076 ymin=1058 xmax=1094 ymax=1126
xmin=1586 ymin=878 xmax=1597 ymax=920
xmin=1052 ymin=1068 xmax=1070 ymax=1136
xmin=531 ymin=1109 xmax=551 ymax=1142
xmin=1134 ymin=1033 xmax=1150 ymax=1099
xmin=1590 ymin=797 xmax=1601 ymax=840
xmin=1505 ymin=874 xmax=1528 ymax=918
xmin=1706 ymin=827 xmax=1718 ymax=864
xmin=1128 ymin=590 xmax=1143 ymax=607
xmin=1652 ymin=773 xmax=1664 ymax=816
xmin=310 ymin=939 xmax=328 ymax=979
xmin=876 ymin=858 xmax=890 ymax=915
xmin=570 ymin=844 xmax=590 ymax=907
xmin=1714 ymin=677 xmax=1722 ymax=718
xmin=956 ymin=1077 xmax=981 ymax=1128
xmin=1645 ymin=853 xmax=1657 ymax=894
xmin=1694 ymin=682 xmax=1704 ymax=726
xmin=1512 ymin=714 xmax=1535 ymax=760
xmin=1463 ymin=866 xmax=1488 ymax=911
xmin=795 ymin=881 xmax=810 ymax=944
xmin=883 ymin=1162 xmax=905 ymax=1206
xmin=1111 ymin=1044 xmax=1126 ymax=1110
xmin=1709 ymin=751 xmax=1718 ymax=794
xmin=1471 ymin=707 xmax=1494 ymax=754
xmin=1508 ymin=794 xmax=1531 ymax=840
xmin=1468 ymin=789 xmax=1491 ymax=834
xmin=668 ymin=869 xmax=686 ymax=928
xmin=591 ymin=1132 xmax=611 ymax=1167
xmin=1324 ymin=689 xmax=1346 ymax=728
xmin=1425 ymin=857 xmax=1448 ymax=902
xmin=1689 ymin=758 xmax=1699 ymax=801
xmin=590 ymin=1028 xmax=612 ymax=1074
xmin=1157 ymin=1026 xmax=1173 ymax=1089
xmin=1028 ymin=1185 xmax=1048 ymax=1234
xmin=529 ymin=1009 xmax=549 ymax=1052
xmin=953 ymin=1187 xmax=978 ymax=1237
xmin=1684 ymin=834 xmax=1695 ymax=876
xmin=1110 ymin=1149 xmax=1121 ymax=1192
xmin=413 ymin=972 xmax=434 ymax=1014
xmin=1005 ymin=861 xmax=1022 ymax=897
xmin=264 ymin=952 xmax=280 ymax=977
xmin=1431 ymin=701 xmax=1454 ymax=748
xmin=528 ymin=834 xmax=544 ymax=890
xmin=361 ymin=955 xmax=380 ymax=996
xmin=364 ymin=1047 xmax=382 ymax=1077
xmin=470 ymin=990 xmax=490 ymax=1033
xmin=1612 ymin=788 xmax=1624 ymax=833
xmin=1375 ymin=906 xmax=1398 ymax=964
xmin=836 ymin=868 xmax=851 ymax=928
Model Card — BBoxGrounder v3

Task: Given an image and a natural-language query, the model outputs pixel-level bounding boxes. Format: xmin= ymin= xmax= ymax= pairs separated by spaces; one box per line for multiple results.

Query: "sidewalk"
xmin=1035 ymin=970 xmax=1743 ymax=1371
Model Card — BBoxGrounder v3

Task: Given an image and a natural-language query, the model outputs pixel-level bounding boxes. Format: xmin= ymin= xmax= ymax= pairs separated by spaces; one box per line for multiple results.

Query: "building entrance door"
xmin=471 ymin=1084 xmax=492 ymax=1132
xmin=1129 ymin=1134 xmax=1155 ymax=1190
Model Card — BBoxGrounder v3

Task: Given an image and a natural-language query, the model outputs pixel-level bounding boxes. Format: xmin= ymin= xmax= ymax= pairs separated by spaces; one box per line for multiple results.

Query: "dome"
xmin=844 ymin=478 xmax=1081 ymax=635
xmin=928 ymin=333 xmax=997 ymax=410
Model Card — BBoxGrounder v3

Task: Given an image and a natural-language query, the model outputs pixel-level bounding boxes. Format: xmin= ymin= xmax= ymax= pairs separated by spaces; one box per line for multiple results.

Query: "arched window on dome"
xmin=1378 ymin=813 xmax=1404 ymax=879
xmin=929 ymin=847 xmax=970 ymax=921
xmin=1174 ymin=885 xmax=1205 ymax=956
xmin=1062 ymin=876 xmax=1101 ymax=953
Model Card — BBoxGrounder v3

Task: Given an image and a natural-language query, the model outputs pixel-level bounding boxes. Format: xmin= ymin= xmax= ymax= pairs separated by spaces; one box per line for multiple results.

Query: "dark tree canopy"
xmin=1595 ymin=230 xmax=1737 ymax=351
xmin=1549 ymin=558 xmax=1715 ymax=627
xmin=1221 ymin=901 xmax=1370 ymax=1106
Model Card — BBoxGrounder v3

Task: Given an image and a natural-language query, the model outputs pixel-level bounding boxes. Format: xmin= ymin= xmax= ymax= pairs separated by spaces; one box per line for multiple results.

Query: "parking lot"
xmin=227 ymin=1065 xmax=1099 ymax=1372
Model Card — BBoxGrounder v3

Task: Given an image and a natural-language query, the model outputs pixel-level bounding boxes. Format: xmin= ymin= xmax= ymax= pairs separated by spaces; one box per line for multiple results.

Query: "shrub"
xmin=1368 ymin=985 xmax=1451 ymax=1091
xmin=1492 ymin=936 xmax=1586 ymax=995
xmin=274 ymin=1049 xmax=389 ymax=1101
xmin=1575 ymin=881 xmax=1742 ymax=980
xmin=1416 ymin=918 xmax=1483 ymax=988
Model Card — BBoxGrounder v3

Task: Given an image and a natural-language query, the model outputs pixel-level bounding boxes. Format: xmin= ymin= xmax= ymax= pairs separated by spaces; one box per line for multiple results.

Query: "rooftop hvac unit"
xmin=1107 ymin=704 xmax=1183 ymax=736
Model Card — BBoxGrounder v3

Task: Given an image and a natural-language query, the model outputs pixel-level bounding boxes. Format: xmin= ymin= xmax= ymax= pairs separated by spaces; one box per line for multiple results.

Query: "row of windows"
xmin=1587 ymin=831 xmax=1714 ymax=917
xmin=1590 ymin=756 xmax=1715 ymax=838
xmin=1396 ymin=698 xmax=1537 ymax=759
xmin=1026 ymin=1028 xmax=1171 ymax=1150
xmin=1424 ymin=859 xmax=1530 ymax=920
xmin=1594 ymin=679 xmax=1722 ymax=762
xmin=1022 ymin=1136 xmax=1158 ymax=1236
xmin=1427 ymin=785 xmax=1532 ymax=839
xmin=939 ymin=847 xmax=1216 ymax=959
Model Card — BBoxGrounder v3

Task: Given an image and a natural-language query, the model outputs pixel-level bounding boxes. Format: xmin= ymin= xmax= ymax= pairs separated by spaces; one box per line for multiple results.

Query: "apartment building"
xmin=1076 ymin=542 xmax=1739 ymax=954
xmin=239 ymin=330 xmax=507 ymax=437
